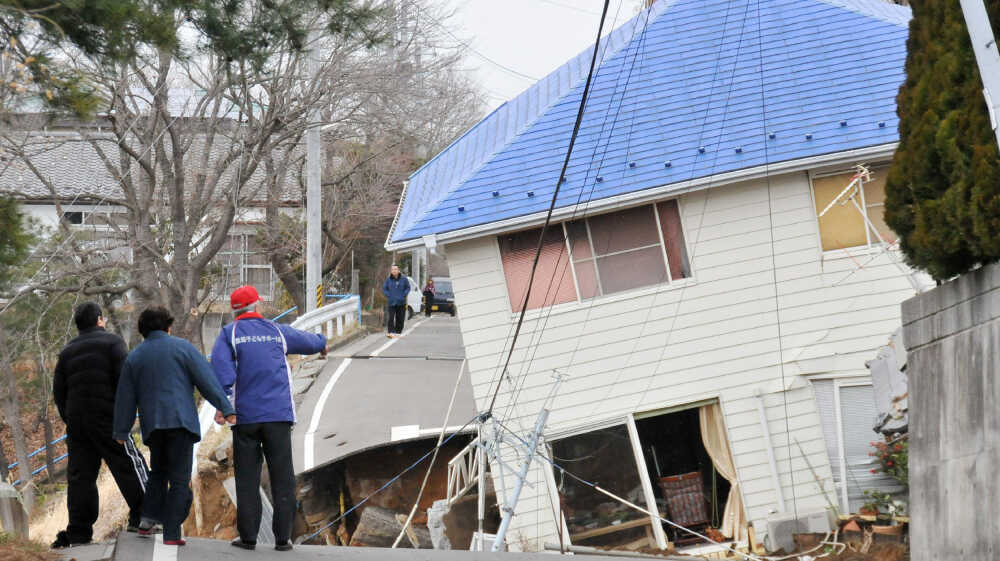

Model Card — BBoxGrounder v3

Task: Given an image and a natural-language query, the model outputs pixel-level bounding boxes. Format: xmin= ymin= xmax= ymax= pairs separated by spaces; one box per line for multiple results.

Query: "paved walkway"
xmin=57 ymin=531 xmax=657 ymax=561
xmin=292 ymin=315 xmax=477 ymax=474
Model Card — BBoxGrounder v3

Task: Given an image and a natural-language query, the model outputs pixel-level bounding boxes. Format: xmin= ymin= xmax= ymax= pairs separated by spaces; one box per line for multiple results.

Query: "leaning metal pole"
xmin=491 ymin=408 xmax=550 ymax=552
xmin=960 ymin=0 xmax=1000 ymax=150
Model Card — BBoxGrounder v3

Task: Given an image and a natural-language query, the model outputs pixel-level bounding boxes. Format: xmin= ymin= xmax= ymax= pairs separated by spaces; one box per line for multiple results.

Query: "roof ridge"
xmin=394 ymin=0 xmax=675 ymax=239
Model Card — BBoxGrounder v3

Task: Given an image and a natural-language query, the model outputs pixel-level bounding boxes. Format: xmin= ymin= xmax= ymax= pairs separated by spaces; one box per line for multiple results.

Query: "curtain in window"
xmin=498 ymin=226 xmax=576 ymax=312
xmin=656 ymin=199 xmax=690 ymax=280
xmin=699 ymin=403 xmax=746 ymax=541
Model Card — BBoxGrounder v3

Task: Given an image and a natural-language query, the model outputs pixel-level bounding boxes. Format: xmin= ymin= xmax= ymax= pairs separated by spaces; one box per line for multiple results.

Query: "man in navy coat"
xmin=382 ymin=264 xmax=409 ymax=336
xmin=113 ymin=307 xmax=236 ymax=546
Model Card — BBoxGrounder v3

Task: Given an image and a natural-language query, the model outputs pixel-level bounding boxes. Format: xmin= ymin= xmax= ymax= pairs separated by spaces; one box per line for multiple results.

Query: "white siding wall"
xmin=446 ymin=170 xmax=921 ymax=549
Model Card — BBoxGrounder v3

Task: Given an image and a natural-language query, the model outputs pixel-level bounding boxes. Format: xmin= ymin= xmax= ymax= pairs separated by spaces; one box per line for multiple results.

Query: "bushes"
xmin=885 ymin=0 xmax=1000 ymax=281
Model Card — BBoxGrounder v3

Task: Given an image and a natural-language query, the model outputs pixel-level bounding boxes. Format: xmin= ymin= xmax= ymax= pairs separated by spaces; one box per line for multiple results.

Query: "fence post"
xmin=336 ymin=316 xmax=343 ymax=337
xmin=0 ymin=482 xmax=28 ymax=538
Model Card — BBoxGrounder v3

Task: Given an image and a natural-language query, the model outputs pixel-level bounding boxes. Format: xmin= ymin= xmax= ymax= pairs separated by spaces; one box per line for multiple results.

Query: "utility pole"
xmin=306 ymin=30 xmax=323 ymax=312
xmin=960 ymin=0 xmax=1000 ymax=150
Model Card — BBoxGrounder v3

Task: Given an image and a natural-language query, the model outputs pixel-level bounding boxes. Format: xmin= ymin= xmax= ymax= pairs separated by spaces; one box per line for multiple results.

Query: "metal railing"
xmin=290 ymin=294 xmax=361 ymax=338
xmin=446 ymin=435 xmax=480 ymax=506
xmin=9 ymin=435 xmax=69 ymax=485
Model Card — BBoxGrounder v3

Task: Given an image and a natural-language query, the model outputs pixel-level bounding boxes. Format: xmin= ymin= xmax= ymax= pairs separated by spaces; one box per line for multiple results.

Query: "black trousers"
xmin=387 ymin=304 xmax=406 ymax=334
xmin=233 ymin=422 xmax=296 ymax=545
xmin=65 ymin=419 xmax=148 ymax=541
xmin=423 ymin=291 xmax=434 ymax=316
xmin=143 ymin=429 xmax=196 ymax=541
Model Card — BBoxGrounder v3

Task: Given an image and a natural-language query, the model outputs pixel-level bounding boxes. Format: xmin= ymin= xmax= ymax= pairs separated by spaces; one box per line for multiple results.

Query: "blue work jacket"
xmin=382 ymin=274 xmax=410 ymax=306
xmin=211 ymin=313 xmax=326 ymax=425
xmin=113 ymin=331 xmax=234 ymax=443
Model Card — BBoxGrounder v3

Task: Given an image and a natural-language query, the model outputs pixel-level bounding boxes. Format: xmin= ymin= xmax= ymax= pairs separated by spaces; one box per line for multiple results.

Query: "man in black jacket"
xmin=51 ymin=302 xmax=149 ymax=549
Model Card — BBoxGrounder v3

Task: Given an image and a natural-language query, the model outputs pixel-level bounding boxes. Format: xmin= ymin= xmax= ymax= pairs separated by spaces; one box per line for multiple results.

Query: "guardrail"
xmin=290 ymin=294 xmax=361 ymax=338
xmin=9 ymin=435 xmax=69 ymax=485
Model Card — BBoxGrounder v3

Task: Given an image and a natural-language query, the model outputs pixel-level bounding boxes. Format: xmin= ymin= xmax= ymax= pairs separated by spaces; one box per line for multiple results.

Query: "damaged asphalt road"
xmin=292 ymin=316 xmax=478 ymax=475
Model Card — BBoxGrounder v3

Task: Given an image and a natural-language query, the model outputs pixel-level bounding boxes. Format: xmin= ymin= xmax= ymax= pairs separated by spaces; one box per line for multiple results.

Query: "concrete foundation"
xmin=902 ymin=262 xmax=1000 ymax=561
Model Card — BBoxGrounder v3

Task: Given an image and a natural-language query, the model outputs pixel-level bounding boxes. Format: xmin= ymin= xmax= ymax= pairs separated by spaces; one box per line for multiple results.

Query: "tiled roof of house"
xmin=388 ymin=0 xmax=911 ymax=244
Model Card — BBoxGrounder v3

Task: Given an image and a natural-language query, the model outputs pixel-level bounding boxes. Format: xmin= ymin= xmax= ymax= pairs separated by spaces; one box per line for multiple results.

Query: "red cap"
xmin=230 ymin=285 xmax=259 ymax=310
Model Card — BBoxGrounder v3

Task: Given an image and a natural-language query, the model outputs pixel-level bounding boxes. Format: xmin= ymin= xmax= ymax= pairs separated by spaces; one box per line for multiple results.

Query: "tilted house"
xmin=387 ymin=0 xmax=921 ymax=551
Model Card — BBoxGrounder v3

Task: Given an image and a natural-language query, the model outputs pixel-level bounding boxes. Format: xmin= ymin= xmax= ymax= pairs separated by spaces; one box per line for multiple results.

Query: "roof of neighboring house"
xmin=1 ymin=129 xmax=303 ymax=204
xmin=388 ymin=0 xmax=911 ymax=246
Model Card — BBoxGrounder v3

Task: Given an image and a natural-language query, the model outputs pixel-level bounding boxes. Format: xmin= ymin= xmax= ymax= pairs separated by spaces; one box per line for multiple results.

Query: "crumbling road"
xmin=293 ymin=316 xmax=478 ymax=475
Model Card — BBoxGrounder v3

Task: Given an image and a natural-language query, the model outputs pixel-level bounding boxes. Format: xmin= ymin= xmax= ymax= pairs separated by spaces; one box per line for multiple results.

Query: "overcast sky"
xmin=443 ymin=0 xmax=645 ymax=111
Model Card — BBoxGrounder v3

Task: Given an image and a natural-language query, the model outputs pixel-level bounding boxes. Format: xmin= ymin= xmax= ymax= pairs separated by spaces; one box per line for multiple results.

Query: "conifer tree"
xmin=885 ymin=0 xmax=1000 ymax=281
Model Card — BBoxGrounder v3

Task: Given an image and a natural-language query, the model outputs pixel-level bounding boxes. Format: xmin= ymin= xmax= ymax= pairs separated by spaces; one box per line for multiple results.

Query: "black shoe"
xmin=51 ymin=530 xmax=91 ymax=549
xmin=231 ymin=538 xmax=256 ymax=550
xmin=275 ymin=542 xmax=293 ymax=551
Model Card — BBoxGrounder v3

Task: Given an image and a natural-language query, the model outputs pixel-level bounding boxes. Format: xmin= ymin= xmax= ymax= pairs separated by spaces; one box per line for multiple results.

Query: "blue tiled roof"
xmin=389 ymin=0 xmax=911 ymax=245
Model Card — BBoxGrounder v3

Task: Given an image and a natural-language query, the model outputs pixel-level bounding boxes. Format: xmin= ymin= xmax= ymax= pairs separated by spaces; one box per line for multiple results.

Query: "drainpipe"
xmin=754 ymin=388 xmax=786 ymax=513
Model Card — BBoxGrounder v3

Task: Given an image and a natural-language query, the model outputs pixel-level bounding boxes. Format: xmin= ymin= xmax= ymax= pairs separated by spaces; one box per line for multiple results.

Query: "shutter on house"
xmin=498 ymin=226 xmax=577 ymax=313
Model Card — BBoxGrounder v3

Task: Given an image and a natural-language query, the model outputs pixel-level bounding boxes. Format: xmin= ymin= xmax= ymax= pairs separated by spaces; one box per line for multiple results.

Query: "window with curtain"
xmin=567 ymin=201 xmax=690 ymax=298
xmin=498 ymin=226 xmax=577 ymax=313
xmin=812 ymin=167 xmax=898 ymax=252
xmin=497 ymin=200 xmax=691 ymax=312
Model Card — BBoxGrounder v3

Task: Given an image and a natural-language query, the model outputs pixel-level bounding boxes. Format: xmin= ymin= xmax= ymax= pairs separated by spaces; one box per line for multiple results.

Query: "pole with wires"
xmin=305 ymin=29 xmax=323 ymax=313
xmin=492 ymin=408 xmax=549 ymax=552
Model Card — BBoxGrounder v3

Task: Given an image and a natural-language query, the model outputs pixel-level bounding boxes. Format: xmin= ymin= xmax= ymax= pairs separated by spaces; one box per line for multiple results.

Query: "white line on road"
xmin=152 ymin=534 xmax=178 ymax=561
xmin=303 ymin=357 xmax=352 ymax=471
xmin=370 ymin=316 xmax=430 ymax=357
xmin=302 ymin=316 xmax=431 ymax=471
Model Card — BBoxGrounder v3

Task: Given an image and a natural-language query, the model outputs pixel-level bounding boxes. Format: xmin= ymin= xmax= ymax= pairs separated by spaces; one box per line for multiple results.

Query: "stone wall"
xmin=902 ymin=262 xmax=1000 ymax=561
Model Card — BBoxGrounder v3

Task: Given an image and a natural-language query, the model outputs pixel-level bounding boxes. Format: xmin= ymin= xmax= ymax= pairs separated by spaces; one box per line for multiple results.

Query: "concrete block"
xmin=986 ymin=323 xmax=1000 ymax=440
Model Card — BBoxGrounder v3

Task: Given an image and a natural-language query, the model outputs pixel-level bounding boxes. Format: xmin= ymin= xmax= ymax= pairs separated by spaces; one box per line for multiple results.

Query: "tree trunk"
xmin=41 ymin=412 xmax=56 ymax=482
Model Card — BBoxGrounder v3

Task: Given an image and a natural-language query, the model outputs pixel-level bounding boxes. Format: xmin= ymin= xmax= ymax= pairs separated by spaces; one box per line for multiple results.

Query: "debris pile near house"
xmin=295 ymin=437 xmax=499 ymax=549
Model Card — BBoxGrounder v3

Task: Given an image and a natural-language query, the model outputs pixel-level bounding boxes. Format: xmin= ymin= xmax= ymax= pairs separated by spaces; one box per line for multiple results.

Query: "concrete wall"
xmin=902 ymin=262 xmax=1000 ymax=561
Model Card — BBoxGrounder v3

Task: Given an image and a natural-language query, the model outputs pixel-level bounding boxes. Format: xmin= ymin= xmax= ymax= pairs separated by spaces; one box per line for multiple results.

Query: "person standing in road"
xmin=51 ymin=302 xmax=150 ymax=549
xmin=211 ymin=285 xmax=327 ymax=553
xmin=422 ymin=278 xmax=436 ymax=317
xmin=382 ymin=264 xmax=409 ymax=337
xmin=113 ymin=307 xmax=236 ymax=547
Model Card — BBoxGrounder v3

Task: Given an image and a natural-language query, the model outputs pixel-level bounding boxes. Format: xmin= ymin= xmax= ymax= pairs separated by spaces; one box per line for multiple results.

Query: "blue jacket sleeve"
xmin=185 ymin=342 xmax=235 ymax=417
xmin=382 ymin=276 xmax=391 ymax=297
xmin=210 ymin=327 xmax=237 ymax=398
xmin=279 ymin=324 xmax=327 ymax=355
xmin=112 ymin=359 xmax=137 ymax=441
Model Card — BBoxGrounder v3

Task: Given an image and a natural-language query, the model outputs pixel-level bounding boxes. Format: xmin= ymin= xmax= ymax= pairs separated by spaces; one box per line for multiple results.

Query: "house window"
xmin=498 ymin=226 xmax=576 ymax=313
xmin=497 ymin=200 xmax=691 ymax=313
xmin=812 ymin=167 xmax=897 ymax=252
xmin=213 ymin=233 xmax=275 ymax=301
xmin=567 ymin=201 xmax=690 ymax=298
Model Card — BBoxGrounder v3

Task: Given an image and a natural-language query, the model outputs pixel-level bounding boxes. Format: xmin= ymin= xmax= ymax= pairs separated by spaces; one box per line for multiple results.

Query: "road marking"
xmin=302 ymin=316 xmax=431 ymax=471
xmin=371 ymin=316 xmax=430 ymax=357
xmin=152 ymin=534 xmax=178 ymax=561
xmin=303 ymin=357 xmax=352 ymax=471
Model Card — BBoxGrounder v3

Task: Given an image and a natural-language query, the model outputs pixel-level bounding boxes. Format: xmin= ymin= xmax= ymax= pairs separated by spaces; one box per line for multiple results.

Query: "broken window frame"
xmin=544 ymin=401 xmax=740 ymax=552
xmin=809 ymin=164 xmax=897 ymax=254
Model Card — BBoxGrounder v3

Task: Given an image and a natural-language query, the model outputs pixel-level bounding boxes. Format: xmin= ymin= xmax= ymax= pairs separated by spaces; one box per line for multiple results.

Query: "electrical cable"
xmin=483 ymin=0 xmax=612 ymax=417
xmin=295 ymin=412 xmax=484 ymax=545
xmin=755 ymin=0 xmax=799 ymax=519
xmin=390 ymin=359 xmax=467 ymax=548
xmin=495 ymin=0 xmax=643 ymax=431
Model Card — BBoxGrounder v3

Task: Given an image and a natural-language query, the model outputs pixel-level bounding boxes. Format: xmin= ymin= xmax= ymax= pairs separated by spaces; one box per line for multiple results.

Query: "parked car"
xmin=406 ymin=277 xmax=423 ymax=319
xmin=425 ymin=277 xmax=457 ymax=317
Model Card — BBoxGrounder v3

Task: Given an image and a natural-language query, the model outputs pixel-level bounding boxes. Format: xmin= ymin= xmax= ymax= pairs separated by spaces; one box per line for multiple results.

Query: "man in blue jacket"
xmin=113 ymin=307 xmax=236 ymax=547
xmin=382 ymin=264 xmax=409 ymax=337
xmin=211 ymin=285 xmax=327 ymax=552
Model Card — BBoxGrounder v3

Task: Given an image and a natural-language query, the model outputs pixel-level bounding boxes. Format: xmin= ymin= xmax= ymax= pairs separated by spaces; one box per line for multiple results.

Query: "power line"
xmin=484 ymin=0 xmax=612 ymax=416
xmin=421 ymin=10 xmax=538 ymax=82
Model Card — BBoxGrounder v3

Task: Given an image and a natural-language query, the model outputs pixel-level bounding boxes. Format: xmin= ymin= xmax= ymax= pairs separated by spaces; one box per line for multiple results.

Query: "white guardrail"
xmin=290 ymin=295 xmax=361 ymax=339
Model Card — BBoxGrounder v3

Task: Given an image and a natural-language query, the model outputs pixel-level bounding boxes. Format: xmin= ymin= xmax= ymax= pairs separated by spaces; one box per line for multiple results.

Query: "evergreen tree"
xmin=0 ymin=196 xmax=29 ymax=288
xmin=885 ymin=0 xmax=1000 ymax=281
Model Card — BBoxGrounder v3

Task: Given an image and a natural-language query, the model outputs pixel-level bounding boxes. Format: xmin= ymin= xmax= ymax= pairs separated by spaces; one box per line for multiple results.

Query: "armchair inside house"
xmin=658 ymin=471 xmax=711 ymax=545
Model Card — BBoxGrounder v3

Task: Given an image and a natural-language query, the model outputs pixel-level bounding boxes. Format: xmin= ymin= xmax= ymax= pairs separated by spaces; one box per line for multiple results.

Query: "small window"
xmin=498 ymin=226 xmax=576 ymax=313
xmin=62 ymin=211 xmax=84 ymax=225
xmin=812 ymin=167 xmax=897 ymax=251
xmin=567 ymin=202 xmax=690 ymax=298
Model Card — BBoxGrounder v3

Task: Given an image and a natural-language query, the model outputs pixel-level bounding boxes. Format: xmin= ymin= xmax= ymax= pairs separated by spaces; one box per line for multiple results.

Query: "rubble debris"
xmin=348 ymin=506 xmax=431 ymax=548
xmin=427 ymin=500 xmax=452 ymax=550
